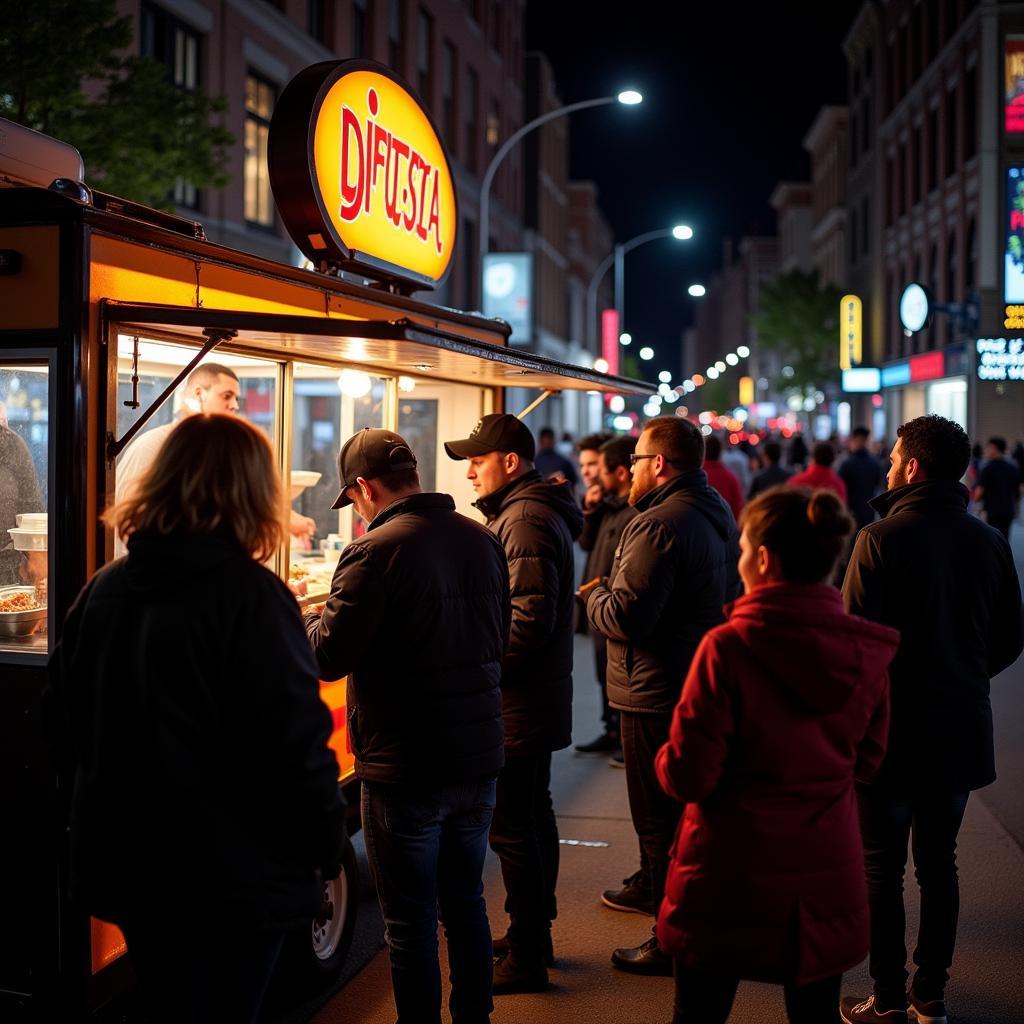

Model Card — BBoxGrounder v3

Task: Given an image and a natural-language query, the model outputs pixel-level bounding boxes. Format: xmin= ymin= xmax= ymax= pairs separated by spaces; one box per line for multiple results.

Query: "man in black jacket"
xmin=839 ymin=426 xmax=884 ymax=532
xmin=746 ymin=439 xmax=792 ymax=499
xmin=445 ymin=413 xmax=583 ymax=994
xmin=575 ymin=435 xmax=637 ymax=754
xmin=306 ymin=428 xmax=511 ymax=1024
xmin=586 ymin=416 xmax=740 ymax=976
xmin=840 ymin=415 xmax=1024 ymax=1024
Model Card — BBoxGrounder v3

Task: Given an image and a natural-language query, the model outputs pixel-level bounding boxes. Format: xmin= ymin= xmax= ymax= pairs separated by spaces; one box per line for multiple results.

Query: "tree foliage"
xmin=750 ymin=270 xmax=843 ymax=394
xmin=0 ymin=0 xmax=232 ymax=209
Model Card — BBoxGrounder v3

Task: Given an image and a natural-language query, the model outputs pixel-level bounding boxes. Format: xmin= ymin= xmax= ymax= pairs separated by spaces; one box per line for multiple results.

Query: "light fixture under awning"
xmin=101 ymin=302 xmax=655 ymax=395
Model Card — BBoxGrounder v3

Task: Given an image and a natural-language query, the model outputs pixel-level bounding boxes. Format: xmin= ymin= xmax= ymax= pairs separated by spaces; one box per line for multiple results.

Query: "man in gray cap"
xmin=444 ymin=413 xmax=583 ymax=994
xmin=305 ymin=427 xmax=511 ymax=1024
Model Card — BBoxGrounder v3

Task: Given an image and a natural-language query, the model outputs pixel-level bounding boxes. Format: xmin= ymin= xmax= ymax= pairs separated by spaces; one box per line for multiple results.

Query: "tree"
xmin=0 ymin=0 xmax=232 ymax=209
xmin=750 ymin=270 xmax=844 ymax=396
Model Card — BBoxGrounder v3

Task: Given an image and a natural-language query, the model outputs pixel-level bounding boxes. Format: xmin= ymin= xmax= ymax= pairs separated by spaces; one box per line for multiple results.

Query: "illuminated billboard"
xmin=1006 ymin=167 xmax=1024 ymax=303
xmin=1007 ymin=38 xmax=1024 ymax=132
xmin=482 ymin=253 xmax=532 ymax=344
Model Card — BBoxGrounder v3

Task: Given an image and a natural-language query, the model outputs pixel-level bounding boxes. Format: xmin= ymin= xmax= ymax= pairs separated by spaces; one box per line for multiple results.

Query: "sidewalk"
xmin=309 ymin=522 xmax=1024 ymax=1023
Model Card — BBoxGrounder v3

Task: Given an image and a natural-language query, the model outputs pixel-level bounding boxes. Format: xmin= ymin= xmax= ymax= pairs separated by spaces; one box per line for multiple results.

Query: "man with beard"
xmin=575 ymin=435 xmax=636 ymax=755
xmin=445 ymin=414 xmax=583 ymax=994
xmin=585 ymin=416 xmax=740 ymax=975
xmin=840 ymin=415 xmax=1023 ymax=1024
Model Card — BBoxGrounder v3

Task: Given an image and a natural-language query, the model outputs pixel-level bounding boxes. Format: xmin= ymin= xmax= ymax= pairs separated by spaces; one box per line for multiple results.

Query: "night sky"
xmin=525 ymin=1 xmax=864 ymax=377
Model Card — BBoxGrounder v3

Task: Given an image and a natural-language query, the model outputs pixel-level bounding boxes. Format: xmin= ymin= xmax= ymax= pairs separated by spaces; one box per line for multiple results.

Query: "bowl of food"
xmin=0 ymin=586 xmax=47 ymax=638
xmin=290 ymin=470 xmax=322 ymax=500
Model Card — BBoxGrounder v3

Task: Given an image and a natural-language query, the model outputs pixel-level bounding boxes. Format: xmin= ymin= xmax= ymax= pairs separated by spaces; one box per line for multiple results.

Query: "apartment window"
xmin=140 ymin=3 xmax=201 ymax=208
xmin=442 ymin=42 xmax=457 ymax=149
xmin=910 ymin=5 xmax=922 ymax=81
xmin=308 ymin=0 xmax=330 ymax=44
xmin=389 ymin=0 xmax=403 ymax=73
xmin=944 ymin=86 xmax=957 ymax=178
xmin=885 ymin=40 xmax=896 ymax=113
xmin=911 ymin=124 xmax=922 ymax=206
xmin=850 ymin=211 xmax=858 ymax=265
xmin=861 ymin=94 xmax=871 ymax=154
xmin=885 ymin=156 xmax=895 ymax=225
xmin=964 ymin=63 xmax=977 ymax=160
xmin=850 ymin=111 xmax=859 ymax=166
xmin=244 ymin=72 xmax=276 ymax=228
xmin=946 ymin=230 xmax=958 ymax=301
xmin=928 ymin=4 xmax=940 ymax=62
xmin=461 ymin=216 xmax=477 ymax=308
xmin=487 ymin=97 xmax=501 ymax=147
xmin=418 ymin=8 xmax=433 ymax=100
xmin=465 ymin=67 xmax=479 ymax=173
xmin=896 ymin=144 xmax=906 ymax=218
xmin=489 ymin=0 xmax=503 ymax=54
xmin=944 ymin=0 xmax=958 ymax=44
xmin=966 ymin=218 xmax=977 ymax=290
xmin=862 ymin=196 xmax=870 ymax=256
xmin=927 ymin=107 xmax=939 ymax=191
xmin=352 ymin=0 xmax=368 ymax=59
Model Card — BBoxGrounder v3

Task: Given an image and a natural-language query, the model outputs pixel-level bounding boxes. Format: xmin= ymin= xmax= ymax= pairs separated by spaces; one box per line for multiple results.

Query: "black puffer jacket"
xmin=475 ymin=471 xmax=584 ymax=754
xmin=46 ymin=533 xmax=346 ymax=931
xmin=580 ymin=493 xmax=637 ymax=584
xmin=306 ymin=493 xmax=510 ymax=786
xmin=587 ymin=471 xmax=740 ymax=714
xmin=843 ymin=480 xmax=1024 ymax=793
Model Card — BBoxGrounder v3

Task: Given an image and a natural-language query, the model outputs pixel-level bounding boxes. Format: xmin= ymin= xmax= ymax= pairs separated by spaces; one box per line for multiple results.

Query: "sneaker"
xmin=491 ymin=951 xmax=549 ymax=995
xmin=840 ymin=995 xmax=909 ymax=1023
xmin=610 ymin=935 xmax=673 ymax=976
xmin=908 ymin=993 xmax=947 ymax=1024
xmin=601 ymin=870 xmax=654 ymax=915
xmin=492 ymin=930 xmax=554 ymax=967
xmin=575 ymin=732 xmax=621 ymax=753
xmin=608 ymin=749 xmax=625 ymax=767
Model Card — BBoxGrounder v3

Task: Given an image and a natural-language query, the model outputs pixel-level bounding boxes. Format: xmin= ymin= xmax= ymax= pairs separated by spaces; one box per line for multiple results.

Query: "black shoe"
xmin=491 ymin=952 xmax=549 ymax=994
xmin=601 ymin=870 xmax=654 ymax=915
xmin=492 ymin=931 xmax=554 ymax=967
xmin=610 ymin=935 xmax=672 ymax=976
xmin=840 ymin=995 xmax=909 ymax=1023
xmin=608 ymin=749 xmax=625 ymax=767
xmin=575 ymin=732 xmax=621 ymax=753
xmin=908 ymin=992 xmax=947 ymax=1024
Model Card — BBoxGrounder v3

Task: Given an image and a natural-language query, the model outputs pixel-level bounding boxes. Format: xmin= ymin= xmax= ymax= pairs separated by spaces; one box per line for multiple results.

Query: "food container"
xmin=15 ymin=513 xmax=47 ymax=529
xmin=0 ymin=586 xmax=47 ymax=638
xmin=8 ymin=527 xmax=48 ymax=551
xmin=290 ymin=470 xmax=322 ymax=500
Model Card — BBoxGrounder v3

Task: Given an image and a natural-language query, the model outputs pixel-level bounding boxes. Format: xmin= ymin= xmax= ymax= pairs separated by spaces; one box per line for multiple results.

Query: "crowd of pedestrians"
xmin=44 ymin=407 xmax=1023 ymax=1024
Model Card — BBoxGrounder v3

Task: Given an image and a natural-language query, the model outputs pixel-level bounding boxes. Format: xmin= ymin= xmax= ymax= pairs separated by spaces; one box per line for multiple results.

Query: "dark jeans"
xmin=489 ymin=752 xmax=558 ymax=960
xmin=621 ymin=710 xmax=682 ymax=910
xmin=672 ymin=964 xmax=841 ymax=1024
xmin=593 ymin=634 xmax=619 ymax=735
xmin=121 ymin=917 xmax=283 ymax=1024
xmin=857 ymin=785 xmax=970 ymax=1005
xmin=362 ymin=778 xmax=496 ymax=1024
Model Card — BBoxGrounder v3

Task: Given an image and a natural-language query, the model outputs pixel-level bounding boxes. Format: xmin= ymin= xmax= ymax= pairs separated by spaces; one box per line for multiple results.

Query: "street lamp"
xmin=586 ymin=223 xmax=695 ymax=352
xmin=688 ymin=283 xmax=706 ymax=297
xmin=479 ymin=90 xmax=643 ymax=271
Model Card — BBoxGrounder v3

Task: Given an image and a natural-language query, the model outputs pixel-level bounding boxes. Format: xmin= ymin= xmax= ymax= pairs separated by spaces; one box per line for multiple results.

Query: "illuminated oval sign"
xmin=899 ymin=282 xmax=931 ymax=334
xmin=269 ymin=60 xmax=457 ymax=289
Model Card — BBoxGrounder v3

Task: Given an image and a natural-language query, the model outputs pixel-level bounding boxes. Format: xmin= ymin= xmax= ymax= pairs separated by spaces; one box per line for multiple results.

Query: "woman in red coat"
xmin=655 ymin=486 xmax=899 ymax=1023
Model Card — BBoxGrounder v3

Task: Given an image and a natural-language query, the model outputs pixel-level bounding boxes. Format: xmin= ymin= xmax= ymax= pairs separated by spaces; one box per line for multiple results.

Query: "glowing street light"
xmin=658 ymin=370 xmax=672 ymax=383
xmin=688 ymin=283 xmax=706 ymax=298
xmin=737 ymin=345 xmax=750 ymax=358
xmin=725 ymin=353 xmax=739 ymax=366
xmin=672 ymin=224 xmax=694 ymax=240
xmin=715 ymin=360 xmax=726 ymax=372
xmin=639 ymin=346 xmax=655 ymax=361
xmin=620 ymin=332 xmax=632 ymax=346
xmin=617 ymin=90 xmax=644 ymax=105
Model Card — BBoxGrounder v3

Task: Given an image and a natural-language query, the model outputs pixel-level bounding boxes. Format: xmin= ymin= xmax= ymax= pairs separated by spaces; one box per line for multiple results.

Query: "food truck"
xmin=0 ymin=59 xmax=650 ymax=1019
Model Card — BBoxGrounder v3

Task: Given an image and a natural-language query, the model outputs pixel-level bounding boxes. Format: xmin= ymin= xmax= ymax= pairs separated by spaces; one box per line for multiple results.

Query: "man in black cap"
xmin=305 ymin=427 xmax=512 ymax=1024
xmin=444 ymin=413 xmax=583 ymax=994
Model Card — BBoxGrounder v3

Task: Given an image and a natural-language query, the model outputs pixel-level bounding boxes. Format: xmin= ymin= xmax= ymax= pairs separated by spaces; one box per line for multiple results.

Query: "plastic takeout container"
xmin=15 ymin=513 xmax=47 ymax=529
xmin=290 ymin=470 xmax=322 ymax=500
xmin=8 ymin=528 xmax=48 ymax=551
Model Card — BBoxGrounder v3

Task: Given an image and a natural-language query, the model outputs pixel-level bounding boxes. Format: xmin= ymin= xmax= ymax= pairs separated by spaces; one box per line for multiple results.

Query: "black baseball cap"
xmin=444 ymin=413 xmax=536 ymax=462
xmin=330 ymin=428 xmax=418 ymax=509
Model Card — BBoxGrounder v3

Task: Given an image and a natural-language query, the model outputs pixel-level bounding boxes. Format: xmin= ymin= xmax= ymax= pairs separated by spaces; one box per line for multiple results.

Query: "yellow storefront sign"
xmin=840 ymin=294 xmax=862 ymax=370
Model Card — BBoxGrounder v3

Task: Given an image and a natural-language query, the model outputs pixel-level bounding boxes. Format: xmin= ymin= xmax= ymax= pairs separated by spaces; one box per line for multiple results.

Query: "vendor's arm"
xmin=305 ymin=541 xmax=384 ymax=681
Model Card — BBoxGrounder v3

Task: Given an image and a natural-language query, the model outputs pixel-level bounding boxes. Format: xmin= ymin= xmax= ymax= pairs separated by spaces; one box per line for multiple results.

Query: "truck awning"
xmin=101 ymin=302 xmax=654 ymax=395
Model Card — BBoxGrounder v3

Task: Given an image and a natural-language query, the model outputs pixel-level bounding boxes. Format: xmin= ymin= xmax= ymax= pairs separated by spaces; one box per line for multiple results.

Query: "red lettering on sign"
xmin=336 ymin=88 xmax=446 ymax=254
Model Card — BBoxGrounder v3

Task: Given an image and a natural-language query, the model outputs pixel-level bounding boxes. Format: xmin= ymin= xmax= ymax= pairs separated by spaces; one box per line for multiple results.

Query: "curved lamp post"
xmin=478 ymin=90 xmax=643 ymax=272
xmin=586 ymin=224 xmax=694 ymax=351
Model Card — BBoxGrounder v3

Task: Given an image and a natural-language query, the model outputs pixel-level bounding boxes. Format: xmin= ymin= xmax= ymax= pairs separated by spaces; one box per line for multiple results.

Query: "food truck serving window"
xmin=0 ymin=362 xmax=51 ymax=657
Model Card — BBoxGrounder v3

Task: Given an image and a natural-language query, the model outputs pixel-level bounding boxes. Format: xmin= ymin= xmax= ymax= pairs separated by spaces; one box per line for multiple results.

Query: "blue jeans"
xmin=362 ymin=778 xmax=497 ymax=1024
xmin=857 ymin=785 xmax=970 ymax=1005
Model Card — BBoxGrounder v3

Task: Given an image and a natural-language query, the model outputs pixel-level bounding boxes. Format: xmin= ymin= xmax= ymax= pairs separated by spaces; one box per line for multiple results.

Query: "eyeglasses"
xmin=629 ymin=453 xmax=658 ymax=466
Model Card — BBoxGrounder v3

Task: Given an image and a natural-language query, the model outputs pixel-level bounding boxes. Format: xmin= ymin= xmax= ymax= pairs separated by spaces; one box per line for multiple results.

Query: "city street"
xmin=299 ymin=527 xmax=1024 ymax=1024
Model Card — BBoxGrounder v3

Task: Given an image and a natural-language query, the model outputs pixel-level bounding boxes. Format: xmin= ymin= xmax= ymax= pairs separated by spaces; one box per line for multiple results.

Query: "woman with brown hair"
xmin=47 ymin=414 xmax=346 ymax=1024
xmin=655 ymin=487 xmax=900 ymax=1023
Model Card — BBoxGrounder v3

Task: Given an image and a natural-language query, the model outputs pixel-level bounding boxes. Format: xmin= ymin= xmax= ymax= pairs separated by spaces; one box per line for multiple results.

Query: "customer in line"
xmin=656 ymin=486 xmax=898 ymax=1024
xmin=47 ymin=414 xmax=347 ymax=1024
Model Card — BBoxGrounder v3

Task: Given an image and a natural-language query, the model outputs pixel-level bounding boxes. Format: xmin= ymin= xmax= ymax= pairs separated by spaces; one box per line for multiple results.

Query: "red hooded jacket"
xmin=655 ymin=582 xmax=898 ymax=984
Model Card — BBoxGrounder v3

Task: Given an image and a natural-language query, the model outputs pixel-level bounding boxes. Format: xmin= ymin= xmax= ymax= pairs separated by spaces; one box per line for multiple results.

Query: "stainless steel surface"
xmin=0 ymin=586 xmax=47 ymax=637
